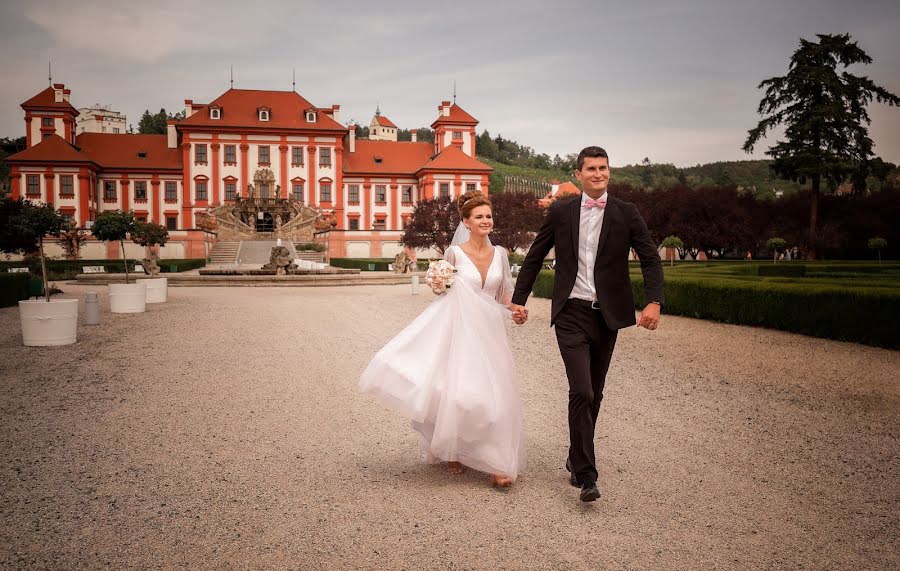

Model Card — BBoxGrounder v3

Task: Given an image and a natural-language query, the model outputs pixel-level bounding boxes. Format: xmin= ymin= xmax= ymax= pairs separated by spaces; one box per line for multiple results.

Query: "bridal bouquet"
xmin=425 ymin=260 xmax=455 ymax=295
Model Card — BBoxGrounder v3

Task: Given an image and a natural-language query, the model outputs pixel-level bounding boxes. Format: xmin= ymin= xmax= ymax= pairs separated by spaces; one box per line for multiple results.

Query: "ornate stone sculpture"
xmin=141 ymin=256 xmax=161 ymax=276
xmin=314 ymin=210 xmax=338 ymax=232
xmin=261 ymin=245 xmax=297 ymax=275
xmin=392 ymin=249 xmax=416 ymax=274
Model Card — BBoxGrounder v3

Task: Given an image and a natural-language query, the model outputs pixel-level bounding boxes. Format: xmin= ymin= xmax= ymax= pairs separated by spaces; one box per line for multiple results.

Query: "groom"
xmin=510 ymin=146 xmax=664 ymax=502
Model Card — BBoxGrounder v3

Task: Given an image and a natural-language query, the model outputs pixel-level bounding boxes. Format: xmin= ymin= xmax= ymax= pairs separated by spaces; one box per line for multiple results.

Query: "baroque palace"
xmin=6 ymin=83 xmax=492 ymax=260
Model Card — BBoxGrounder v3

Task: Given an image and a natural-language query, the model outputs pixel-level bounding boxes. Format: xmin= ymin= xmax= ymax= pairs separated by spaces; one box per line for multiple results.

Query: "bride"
xmin=358 ymin=191 xmax=526 ymax=487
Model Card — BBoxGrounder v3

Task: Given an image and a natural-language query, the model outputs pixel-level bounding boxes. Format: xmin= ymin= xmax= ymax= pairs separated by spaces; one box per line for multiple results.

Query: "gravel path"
xmin=1 ymin=284 xmax=897 ymax=570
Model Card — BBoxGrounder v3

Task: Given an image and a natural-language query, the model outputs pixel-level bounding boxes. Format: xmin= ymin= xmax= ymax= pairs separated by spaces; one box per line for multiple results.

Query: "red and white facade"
xmin=8 ymin=85 xmax=491 ymax=260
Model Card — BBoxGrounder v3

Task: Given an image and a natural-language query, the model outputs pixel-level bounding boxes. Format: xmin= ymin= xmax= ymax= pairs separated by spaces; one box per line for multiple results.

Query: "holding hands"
xmin=636 ymin=303 xmax=661 ymax=330
xmin=508 ymin=303 xmax=529 ymax=325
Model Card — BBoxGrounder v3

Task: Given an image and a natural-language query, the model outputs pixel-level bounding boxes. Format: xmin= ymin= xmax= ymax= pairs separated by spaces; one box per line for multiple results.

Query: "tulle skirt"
xmin=358 ymin=279 xmax=525 ymax=479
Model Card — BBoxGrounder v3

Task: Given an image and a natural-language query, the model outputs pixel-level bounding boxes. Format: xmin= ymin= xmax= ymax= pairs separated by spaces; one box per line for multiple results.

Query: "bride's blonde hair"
xmin=458 ymin=190 xmax=492 ymax=219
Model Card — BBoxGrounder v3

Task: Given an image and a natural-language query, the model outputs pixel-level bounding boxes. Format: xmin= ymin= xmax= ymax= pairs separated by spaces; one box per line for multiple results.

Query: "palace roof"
xmin=6 ymin=134 xmax=89 ymax=164
xmin=344 ymin=140 xmax=434 ymax=175
xmin=431 ymin=103 xmax=479 ymax=127
xmin=76 ymin=133 xmax=182 ymax=171
xmin=418 ymin=145 xmax=491 ymax=173
xmin=21 ymin=86 xmax=78 ymax=113
xmin=178 ymin=89 xmax=347 ymax=132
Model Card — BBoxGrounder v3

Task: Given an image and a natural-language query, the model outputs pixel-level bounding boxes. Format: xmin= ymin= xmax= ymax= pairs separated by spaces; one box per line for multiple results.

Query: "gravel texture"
xmin=1 ymin=283 xmax=897 ymax=570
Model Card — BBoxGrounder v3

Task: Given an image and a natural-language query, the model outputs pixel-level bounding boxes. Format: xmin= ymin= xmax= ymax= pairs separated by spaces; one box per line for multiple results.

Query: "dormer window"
xmin=306 ymin=111 xmax=317 ymax=123
xmin=258 ymin=108 xmax=270 ymax=122
xmin=210 ymin=108 xmax=221 ymax=120
xmin=374 ymin=156 xmax=383 ymax=164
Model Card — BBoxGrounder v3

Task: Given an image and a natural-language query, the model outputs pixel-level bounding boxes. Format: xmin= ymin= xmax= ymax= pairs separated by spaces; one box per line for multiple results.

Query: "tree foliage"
xmin=0 ymin=198 xmax=65 ymax=301
xmin=743 ymin=33 xmax=900 ymax=259
xmin=131 ymin=221 xmax=169 ymax=249
xmin=138 ymin=108 xmax=186 ymax=134
xmin=92 ymin=210 xmax=137 ymax=283
xmin=57 ymin=224 xmax=88 ymax=260
xmin=401 ymin=197 xmax=458 ymax=255
xmin=486 ymin=191 xmax=545 ymax=252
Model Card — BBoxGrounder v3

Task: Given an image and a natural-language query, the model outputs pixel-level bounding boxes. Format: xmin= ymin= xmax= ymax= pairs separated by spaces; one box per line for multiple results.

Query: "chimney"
xmin=411 ymin=129 xmax=417 ymax=143
xmin=53 ymin=84 xmax=65 ymax=103
xmin=184 ymin=99 xmax=193 ymax=117
xmin=441 ymin=100 xmax=451 ymax=117
xmin=331 ymin=104 xmax=341 ymax=123
xmin=348 ymin=124 xmax=356 ymax=153
xmin=62 ymin=88 xmax=71 ymax=103
xmin=166 ymin=119 xmax=177 ymax=149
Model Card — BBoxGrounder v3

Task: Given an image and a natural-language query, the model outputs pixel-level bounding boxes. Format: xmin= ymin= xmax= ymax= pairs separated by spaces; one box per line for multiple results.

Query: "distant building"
xmin=76 ymin=105 xmax=126 ymax=134
xmin=6 ymin=83 xmax=492 ymax=260
xmin=368 ymin=106 xmax=398 ymax=141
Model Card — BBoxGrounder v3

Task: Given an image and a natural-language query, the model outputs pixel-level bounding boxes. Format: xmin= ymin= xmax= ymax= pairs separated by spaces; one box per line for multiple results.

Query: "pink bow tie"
xmin=583 ymin=197 xmax=607 ymax=209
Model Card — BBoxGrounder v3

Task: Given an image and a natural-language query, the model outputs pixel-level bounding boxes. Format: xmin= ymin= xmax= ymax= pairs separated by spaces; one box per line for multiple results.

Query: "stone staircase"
xmin=209 ymin=241 xmax=240 ymax=265
xmin=294 ymin=243 xmax=326 ymax=263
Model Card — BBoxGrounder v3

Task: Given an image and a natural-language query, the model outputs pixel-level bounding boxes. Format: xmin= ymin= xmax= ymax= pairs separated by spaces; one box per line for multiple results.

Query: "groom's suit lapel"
xmin=569 ymin=196 xmax=581 ymax=259
xmin=595 ymin=196 xmax=618 ymax=258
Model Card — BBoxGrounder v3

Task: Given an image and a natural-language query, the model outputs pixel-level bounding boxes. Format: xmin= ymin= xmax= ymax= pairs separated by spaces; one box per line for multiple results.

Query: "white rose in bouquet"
xmin=425 ymin=260 xmax=456 ymax=295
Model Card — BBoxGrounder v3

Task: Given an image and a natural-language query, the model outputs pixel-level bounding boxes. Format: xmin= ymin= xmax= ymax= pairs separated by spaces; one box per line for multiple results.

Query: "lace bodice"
xmin=444 ymin=245 xmax=513 ymax=305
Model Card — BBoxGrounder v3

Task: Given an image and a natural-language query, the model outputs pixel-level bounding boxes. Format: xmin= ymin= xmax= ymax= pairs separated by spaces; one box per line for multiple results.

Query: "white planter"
xmin=139 ymin=277 xmax=168 ymax=303
xmin=108 ymin=283 xmax=147 ymax=314
xmin=18 ymin=298 xmax=79 ymax=346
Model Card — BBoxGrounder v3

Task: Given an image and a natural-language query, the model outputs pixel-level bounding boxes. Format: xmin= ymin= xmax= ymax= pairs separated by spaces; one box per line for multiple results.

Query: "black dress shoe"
xmin=565 ymin=459 xmax=581 ymax=487
xmin=579 ymin=482 xmax=601 ymax=503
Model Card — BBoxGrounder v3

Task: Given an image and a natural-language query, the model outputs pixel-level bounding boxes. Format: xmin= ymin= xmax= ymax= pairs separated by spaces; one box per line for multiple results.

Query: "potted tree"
xmin=660 ymin=236 xmax=684 ymax=267
xmin=91 ymin=210 xmax=146 ymax=313
xmin=0 ymin=197 xmax=78 ymax=346
xmin=132 ymin=221 xmax=170 ymax=303
xmin=766 ymin=237 xmax=786 ymax=264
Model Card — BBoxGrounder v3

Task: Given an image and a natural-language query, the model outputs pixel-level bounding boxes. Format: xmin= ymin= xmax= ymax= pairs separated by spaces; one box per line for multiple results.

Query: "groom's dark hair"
xmin=576 ymin=146 xmax=609 ymax=171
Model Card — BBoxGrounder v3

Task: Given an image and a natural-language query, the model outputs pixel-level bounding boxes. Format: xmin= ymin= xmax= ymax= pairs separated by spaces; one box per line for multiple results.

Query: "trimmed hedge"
xmin=0 ymin=258 xmax=206 ymax=279
xmin=329 ymin=258 xmax=392 ymax=271
xmin=757 ymin=264 xmax=807 ymax=278
xmin=630 ymin=275 xmax=899 ymax=349
xmin=530 ymin=269 xmax=898 ymax=348
xmin=0 ymin=273 xmax=30 ymax=308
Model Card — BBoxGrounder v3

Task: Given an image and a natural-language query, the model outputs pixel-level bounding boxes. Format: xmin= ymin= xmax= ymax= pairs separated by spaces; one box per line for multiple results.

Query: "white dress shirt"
xmin=569 ymin=191 xmax=608 ymax=302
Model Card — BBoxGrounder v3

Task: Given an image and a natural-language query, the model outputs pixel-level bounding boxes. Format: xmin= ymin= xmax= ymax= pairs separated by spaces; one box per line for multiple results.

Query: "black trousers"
xmin=554 ymin=299 xmax=618 ymax=485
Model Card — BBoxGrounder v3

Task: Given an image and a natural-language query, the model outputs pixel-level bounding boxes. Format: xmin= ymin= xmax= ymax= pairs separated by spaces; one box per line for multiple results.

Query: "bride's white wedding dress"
xmin=358 ymin=244 xmax=525 ymax=480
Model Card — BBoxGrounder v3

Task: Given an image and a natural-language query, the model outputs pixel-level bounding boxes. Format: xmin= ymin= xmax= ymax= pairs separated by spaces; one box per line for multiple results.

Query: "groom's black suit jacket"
xmin=512 ymin=194 xmax=664 ymax=330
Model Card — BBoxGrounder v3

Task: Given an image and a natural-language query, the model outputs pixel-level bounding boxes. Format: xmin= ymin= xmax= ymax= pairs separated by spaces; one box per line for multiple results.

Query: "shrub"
xmin=296 ymin=243 xmax=326 ymax=252
xmin=757 ymin=265 xmax=807 ymax=278
xmin=329 ymin=258 xmax=392 ymax=271
xmin=0 ymin=273 xmax=30 ymax=307
xmin=532 ymin=270 xmax=555 ymax=299
xmin=630 ymin=275 xmax=899 ymax=349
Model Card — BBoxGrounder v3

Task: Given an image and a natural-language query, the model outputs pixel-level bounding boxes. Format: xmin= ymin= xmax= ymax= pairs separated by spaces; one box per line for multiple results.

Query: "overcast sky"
xmin=1 ymin=0 xmax=898 ymax=167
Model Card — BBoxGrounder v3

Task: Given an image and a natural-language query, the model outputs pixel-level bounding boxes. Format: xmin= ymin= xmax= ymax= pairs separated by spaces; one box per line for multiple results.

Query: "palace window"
xmin=258 ymin=146 xmax=270 ymax=165
xmin=210 ymin=108 xmax=221 ymax=120
xmin=224 ymin=144 xmax=236 ymax=164
xmin=135 ymin=181 xmax=147 ymax=200
xmin=165 ymin=181 xmax=177 ymax=201
xmin=401 ymin=186 xmax=412 ymax=203
xmin=375 ymin=185 xmax=386 ymax=203
xmin=26 ymin=175 xmax=40 ymax=196
xmin=41 ymin=117 xmax=54 ymax=127
xmin=453 ymin=131 xmax=462 ymax=140
xmin=104 ymin=181 xmax=116 ymax=200
xmin=113 ymin=128 xmax=120 ymax=133
xmin=136 ymin=215 xmax=147 ymax=223
xmin=259 ymin=109 xmax=270 ymax=121
xmin=195 ymin=144 xmax=207 ymax=164
xmin=439 ymin=182 xmax=449 ymax=198
xmin=402 ymin=217 xmax=410 ymax=230
xmin=348 ymin=218 xmax=359 ymax=230
xmin=373 ymin=219 xmax=386 ymax=231
xmin=292 ymin=146 xmax=304 ymax=166
xmin=196 ymin=181 xmax=207 ymax=201
xmin=292 ymin=182 xmax=304 ymax=202
xmin=319 ymin=147 xmax=331 ymax=167
xmin=348 ymin=185 xmax=359 ymax=203
xmin=166 ymin=216 xmax=177 ymax=230
xmin=320 ymin=182 xmax=332 ymax=203
xmin=225 ymin=182 xmax=237 ymax=200
xmin=466 ymin=183 xmax=476 ymax=192
xmin=60 ymin=175 xmax=75 ymax=196
xmin=61 ymin=213 xmax=73 ymax=226
xmin=306 ymin=111 xmax=316 ymax=122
